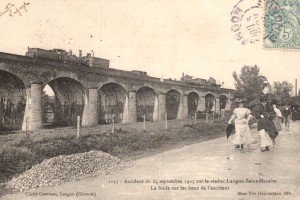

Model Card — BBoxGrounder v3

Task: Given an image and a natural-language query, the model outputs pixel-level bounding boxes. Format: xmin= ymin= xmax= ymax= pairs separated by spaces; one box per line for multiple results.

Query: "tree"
xmin=272 ymin=81 xmax=293 ymax=101
xmin=42 ymin=91 xmax=54 ymax=123
xmin=233 ymin=65 xmax=268 ymax=100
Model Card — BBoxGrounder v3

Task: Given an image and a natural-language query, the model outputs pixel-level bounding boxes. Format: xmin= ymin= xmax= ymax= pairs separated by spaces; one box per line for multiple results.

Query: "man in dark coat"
xmin=256 ymin=97 xmax=278 ymax=151
xmin=257 ymin=112 xmax=278 ymax=142
xmin=282 ymin=105 xmax=292 ymax=129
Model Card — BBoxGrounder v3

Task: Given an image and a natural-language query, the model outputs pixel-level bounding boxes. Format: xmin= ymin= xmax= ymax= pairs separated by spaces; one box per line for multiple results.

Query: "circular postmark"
xmin=230 ymin=0 xmax=265 ymax=45
xmin=264 ymin=0 xmax=300 ymax=49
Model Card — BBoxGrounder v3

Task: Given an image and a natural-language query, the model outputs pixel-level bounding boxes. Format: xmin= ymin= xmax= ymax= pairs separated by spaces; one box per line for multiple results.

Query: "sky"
xmin=0 ymin=0 xmax=299 ymax=92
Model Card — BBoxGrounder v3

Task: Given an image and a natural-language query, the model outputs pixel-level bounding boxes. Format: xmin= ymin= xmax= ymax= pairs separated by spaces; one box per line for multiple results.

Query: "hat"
xmin=234 ymin=98 xmax=246 ymax=103
xmin=259 ymin=95 xmax=268 ymax=102
xmin=270 ymin=100 xmax=278 ymax=105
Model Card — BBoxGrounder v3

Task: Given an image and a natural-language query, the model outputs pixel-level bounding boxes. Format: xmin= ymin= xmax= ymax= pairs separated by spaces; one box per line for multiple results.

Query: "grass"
xmin=0 ymin=118 xmax=228 ymax=196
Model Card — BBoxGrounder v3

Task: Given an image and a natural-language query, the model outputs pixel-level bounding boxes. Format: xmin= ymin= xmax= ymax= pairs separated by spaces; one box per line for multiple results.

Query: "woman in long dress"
xmin=256 ymin=98 xmax=278 ymax=152
xmin=257 ymin=114 xmax=275 ymax=152
xmin=271 ymin=101 xmax=283 ymax=132
xmin=228 ymin=98 xmax=253 ymax=149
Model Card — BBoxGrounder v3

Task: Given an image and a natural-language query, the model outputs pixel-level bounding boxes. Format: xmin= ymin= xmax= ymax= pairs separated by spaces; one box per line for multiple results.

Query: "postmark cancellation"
xmin=231 ymin=0 xmax=300 ymax=50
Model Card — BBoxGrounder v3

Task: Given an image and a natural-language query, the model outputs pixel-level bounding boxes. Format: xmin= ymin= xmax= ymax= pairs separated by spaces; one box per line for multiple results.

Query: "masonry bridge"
xmin=0 ymin=51 xmax=234 ymax=131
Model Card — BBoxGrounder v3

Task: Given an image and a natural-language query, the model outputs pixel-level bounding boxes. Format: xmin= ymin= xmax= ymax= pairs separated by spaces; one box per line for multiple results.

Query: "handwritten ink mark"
xmin=0 ymin=2 xmax=30 ymax=17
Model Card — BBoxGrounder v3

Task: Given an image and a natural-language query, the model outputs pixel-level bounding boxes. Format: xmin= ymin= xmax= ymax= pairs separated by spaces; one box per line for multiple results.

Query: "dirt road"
xmin=2 ymin=122 xmax=300 ymax=200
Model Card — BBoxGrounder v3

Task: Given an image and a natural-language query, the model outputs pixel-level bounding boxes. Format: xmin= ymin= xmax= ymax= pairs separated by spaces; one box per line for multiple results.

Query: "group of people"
xmin=228 ymin=96 xmax=287 ymax=152
xmin=291 ymin=105 xmax=300 ymax=121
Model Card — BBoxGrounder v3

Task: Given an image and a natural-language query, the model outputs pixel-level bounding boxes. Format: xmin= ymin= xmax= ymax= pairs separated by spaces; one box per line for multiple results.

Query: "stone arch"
xmin=166 ymin=89 xmax=181 ymax=120
xmin=47 ymin=77 xmax=85 ymax=127
xmin=203 ymin=92 xmax=217 ymax=99
xmin=219 ymin=95 xmax=228 ymax=118
xmin=41 ymin=85 xmax=55 ymax=126
xmin=136 ymin=85 xmax=158 ymax=96
xmin=136 ymin=86 xmax=157 ymax=122
xmin=98 ymin=82 xmax=127 ymax=124
xmin=97 ymin=80 xmax=129 ymax=93
xmin=0 ymin=70 xmax=26 ymax=130
xmin=188 ymin=92 xmax=199 ymax=117
xmin=220 ymin=95 xmax=228 ymax=110
xmin=205 ymin=93 xmax=216 ymax=112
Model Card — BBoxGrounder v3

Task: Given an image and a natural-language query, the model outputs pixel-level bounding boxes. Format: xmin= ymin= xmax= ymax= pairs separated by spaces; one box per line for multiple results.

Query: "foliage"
xmin=42 ymin=91 xmax=54 ymax=123
xmin=232 ymin=65 xmax=267 ymax=100
xmin=272 ymin=81 xmax=293 ymax=101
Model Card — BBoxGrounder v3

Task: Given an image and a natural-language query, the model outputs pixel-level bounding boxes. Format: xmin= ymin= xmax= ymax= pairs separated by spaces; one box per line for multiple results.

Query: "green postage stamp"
xmin=264 ymin=0 xmax=300 ymax=49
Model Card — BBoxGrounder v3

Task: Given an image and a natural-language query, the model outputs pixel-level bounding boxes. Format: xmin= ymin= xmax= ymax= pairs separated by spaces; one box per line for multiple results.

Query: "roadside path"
xmin=2 ymin=122 xmax=300 ymax=200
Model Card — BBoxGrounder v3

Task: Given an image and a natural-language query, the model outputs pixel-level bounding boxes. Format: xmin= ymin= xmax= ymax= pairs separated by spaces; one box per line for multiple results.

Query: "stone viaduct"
xmin=0 ymin=51 xmax=234 ymax=131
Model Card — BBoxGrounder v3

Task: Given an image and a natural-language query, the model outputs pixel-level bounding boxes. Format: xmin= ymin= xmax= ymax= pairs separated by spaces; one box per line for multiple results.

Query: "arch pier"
xmin=0 ymin=51 xmax=234 ymax=131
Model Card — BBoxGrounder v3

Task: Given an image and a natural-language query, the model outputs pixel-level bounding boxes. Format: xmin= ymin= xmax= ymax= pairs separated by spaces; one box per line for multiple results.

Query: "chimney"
xmin=79 ymin=50 xmax=82 ymax=58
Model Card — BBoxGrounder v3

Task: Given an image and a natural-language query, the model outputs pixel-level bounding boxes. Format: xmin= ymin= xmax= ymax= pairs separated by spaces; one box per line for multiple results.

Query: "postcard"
xmin=0 ymin=0 xmax=299 ymax=199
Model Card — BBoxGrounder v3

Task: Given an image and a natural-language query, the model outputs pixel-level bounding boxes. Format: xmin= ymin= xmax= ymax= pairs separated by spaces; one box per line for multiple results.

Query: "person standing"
xmin=256 ymin=97 xmax=278 ymax=152
xmin=257 ymin=112 xmax=277 ymax=152
xmin=270 ymin=101 xmax=283 ymax=132
xmin=228 ymin=98 xmax=253 ymax=149
xmin=291 ymin=106 xmax=297 ymax=121
xmin=258 ymin=97 xmax=272 ymax=118
xmin=282 ymin=105 xmax=291 ymax=129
